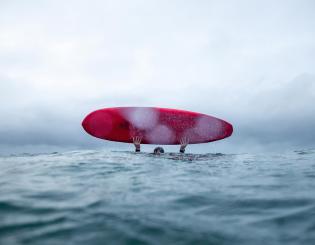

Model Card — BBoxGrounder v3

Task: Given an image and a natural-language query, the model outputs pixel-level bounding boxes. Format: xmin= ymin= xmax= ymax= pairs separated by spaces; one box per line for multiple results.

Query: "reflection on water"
xmin=0 ymin=150 xmax=315 ymax=245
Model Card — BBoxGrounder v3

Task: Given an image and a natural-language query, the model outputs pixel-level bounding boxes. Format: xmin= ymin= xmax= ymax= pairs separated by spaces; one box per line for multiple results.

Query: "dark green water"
xmin=0 ymin=150 xmax=315 ymax=245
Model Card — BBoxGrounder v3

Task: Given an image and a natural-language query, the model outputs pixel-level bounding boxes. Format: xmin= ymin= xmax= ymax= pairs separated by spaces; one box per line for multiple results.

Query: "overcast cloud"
xmin=0 ymin=0 xmax=314 ymax=153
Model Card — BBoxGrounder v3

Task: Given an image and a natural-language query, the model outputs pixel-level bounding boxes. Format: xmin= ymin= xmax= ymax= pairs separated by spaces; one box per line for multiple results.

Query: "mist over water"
xmin=1 ymin=149 xmax=315 ymax=245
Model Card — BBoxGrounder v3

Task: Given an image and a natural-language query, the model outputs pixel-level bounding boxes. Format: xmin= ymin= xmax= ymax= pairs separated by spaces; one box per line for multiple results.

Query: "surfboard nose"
xmin=225 ymin=122 xmax=233 ymax=137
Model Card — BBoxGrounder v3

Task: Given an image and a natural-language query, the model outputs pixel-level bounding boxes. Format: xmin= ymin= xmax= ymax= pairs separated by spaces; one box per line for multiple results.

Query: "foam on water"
xmin=0 ymin=150 xmax=315 ymax=245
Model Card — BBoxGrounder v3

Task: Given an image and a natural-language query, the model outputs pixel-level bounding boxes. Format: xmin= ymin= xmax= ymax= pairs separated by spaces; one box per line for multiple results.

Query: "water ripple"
xmin=0 ymin=149 xmax=314 ymax=244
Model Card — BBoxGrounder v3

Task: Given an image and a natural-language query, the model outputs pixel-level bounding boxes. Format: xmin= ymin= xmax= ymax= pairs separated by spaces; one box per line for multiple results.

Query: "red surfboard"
xmin=82 ymin=107 xmax=233 ymax=145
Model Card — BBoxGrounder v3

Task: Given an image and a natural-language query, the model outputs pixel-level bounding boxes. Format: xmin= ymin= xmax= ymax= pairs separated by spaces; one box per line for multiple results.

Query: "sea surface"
xmin=0 ymin=149 xmax=315 ymax=245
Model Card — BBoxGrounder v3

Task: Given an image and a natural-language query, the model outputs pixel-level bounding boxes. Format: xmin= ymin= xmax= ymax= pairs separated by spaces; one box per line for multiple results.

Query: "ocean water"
xmin=0 ymin=149 xmax=315 ymax=245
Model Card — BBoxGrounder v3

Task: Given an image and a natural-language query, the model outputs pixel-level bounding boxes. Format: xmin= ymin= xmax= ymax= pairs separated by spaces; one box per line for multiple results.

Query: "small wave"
xmin=1 ymin=149 xmax=315 ymax=245
xmin=294 ymin=149 xmax=315 ymax=155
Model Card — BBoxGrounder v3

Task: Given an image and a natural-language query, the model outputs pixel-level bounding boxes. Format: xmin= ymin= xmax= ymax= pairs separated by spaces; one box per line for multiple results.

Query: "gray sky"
xmin=0 ymin=0 xmax=314 ymax=154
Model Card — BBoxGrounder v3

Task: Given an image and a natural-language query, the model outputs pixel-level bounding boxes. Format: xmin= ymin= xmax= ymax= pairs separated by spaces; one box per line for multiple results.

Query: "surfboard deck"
xmin=82 ymin=107 xmax=233 ymax=145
